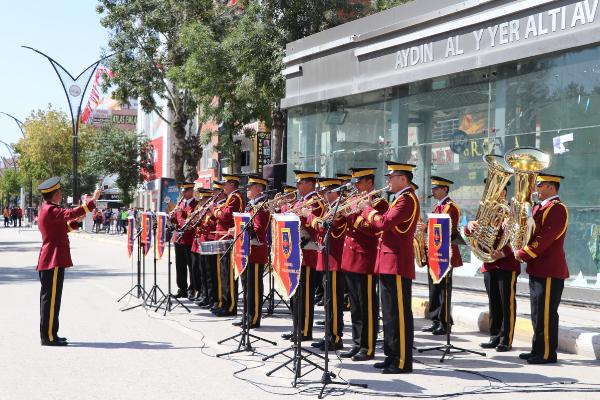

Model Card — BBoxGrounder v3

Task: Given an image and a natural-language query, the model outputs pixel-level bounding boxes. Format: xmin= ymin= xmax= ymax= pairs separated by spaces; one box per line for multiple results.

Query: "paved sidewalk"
xmin=1 ymin=228 xmax=599 ymax=399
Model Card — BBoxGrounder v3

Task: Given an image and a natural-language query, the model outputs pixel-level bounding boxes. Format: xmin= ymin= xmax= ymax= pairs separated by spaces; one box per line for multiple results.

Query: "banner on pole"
xmin=427 ymin=213 xmax=452 ymax=284
xmin=271 ymin=213 xmax=303 ymax=300
xmin=233 ymin=212 xmax=251 ymax=279
xmin=127 ymin=216 xmax=135 ymax=258
xmin=141 ymin=212 xmax=153 ymax=256
xmin=156 ymin=212 xmax=167 ymax=259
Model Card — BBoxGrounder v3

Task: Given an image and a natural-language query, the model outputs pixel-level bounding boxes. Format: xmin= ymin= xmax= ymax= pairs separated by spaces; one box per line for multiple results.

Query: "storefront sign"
xmin=254 ymin=131 xmax=272 ymax=173
xmin=395 ymin=1 xmax=598 ymax=70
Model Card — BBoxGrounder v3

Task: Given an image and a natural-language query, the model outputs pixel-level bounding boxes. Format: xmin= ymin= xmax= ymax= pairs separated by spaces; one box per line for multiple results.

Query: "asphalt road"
xmin=0 ymin=227 xmax=599 ymax=400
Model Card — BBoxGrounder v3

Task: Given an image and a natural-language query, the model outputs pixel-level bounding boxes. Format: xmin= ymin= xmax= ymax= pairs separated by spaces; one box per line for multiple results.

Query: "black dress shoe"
xmin=519 ymin=352 xmax=534 ymax=360
xmin=382 ymin=365 xmax=412 ymax=374
xmin=480 ymin=338 xmax=500 ymax=349
xmin=496 ymin=344 xmax=512 ymax=352
xmin=299 ymin=335 xmax=313 ymax=342
xmin=214 ymin=310 xmax=236 ymax=317
xmin=174 ymin=291 xmax=187 ymax=299
xmin=281 ymin=331 xmax=294 ymax=340
xmin=373 ymin=358 xmax=392 ymax=369
xmin=56 ymin=336 xmax=67 ymax=342
xmin=432 ymin=326 xmax=447 ymax=335
xmin=339 ymin=347 xmax=360 ymax=358
xmin=41 ymin=339 xmax=68 ymax=346
xmin=319 ymin=340 xmax=343 ymax=351
xmin=352 ymin=351 xmax=374 ymax=362
xmin=315 ymin=320 xmax=325 ymax=326
xmin=311 ymin=339 xmax=325 ymax=348
xmin=232 ymin=320 xmax=244 ymax=327
xmin=527 ymin=355 xmax=557 ymax=364
xmin=421 ymin=323 xmax=439 ymax=332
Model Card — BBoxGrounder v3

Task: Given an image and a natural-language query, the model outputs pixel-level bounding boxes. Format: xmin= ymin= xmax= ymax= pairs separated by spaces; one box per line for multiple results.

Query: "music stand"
xmin=296 ymin=186 xmax=367 ymax=397
xmin=263 ymin=262 xmax=291 ymax=316
xmin=417 ymin=267 xmax=486 ymax=362
xmin=118 ymin=228 xmax=150 ymax=310
xmin=146 ymin=223 xmax=167 ymax=305
xmin=217 ymin=204 xmax=277 ymax=356
xmin=155 ymin=227 xmax=191 ymax=315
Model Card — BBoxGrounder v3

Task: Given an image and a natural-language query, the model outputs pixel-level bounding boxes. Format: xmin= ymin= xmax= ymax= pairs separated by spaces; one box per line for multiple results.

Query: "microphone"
xmin=330 ymin=182 xmax=353 ymax=193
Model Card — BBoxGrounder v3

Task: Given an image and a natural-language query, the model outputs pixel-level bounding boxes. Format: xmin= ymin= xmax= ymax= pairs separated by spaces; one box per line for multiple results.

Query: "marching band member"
xmin=36 ymin=177 xmax=102 ymax=346
xmin=236 ymin=174 xmax=270 ymax=329
xmin=171 ymin=182 xmax=198 ymax=299
xmin=465 ymin=181 xmax=519 ymax=352
xmin=361 ymin=162 xmax=419 ymax=374
xmin=282 ymin=170 xmax=326 ymax=341
xmin=201 ymin=182 xmax=226 ymax=309
xmin=515 ymin=173 xmax=568 ymax=364
xmin=422 ymin=176 xmax=462 ymax=336
xmin=190 ymin=188 xmax=216 ymax=305
xmin=340 ymin=167 xmax=389 ymax=362
xmin=207 ymin=175 xmax=245 ymax=317
xmin=306 ymin=178 xmax=347 ymax=351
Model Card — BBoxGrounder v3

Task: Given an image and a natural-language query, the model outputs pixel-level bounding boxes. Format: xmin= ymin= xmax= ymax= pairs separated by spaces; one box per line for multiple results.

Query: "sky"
xmin=0 ymin=0 xmax=109 ymax=161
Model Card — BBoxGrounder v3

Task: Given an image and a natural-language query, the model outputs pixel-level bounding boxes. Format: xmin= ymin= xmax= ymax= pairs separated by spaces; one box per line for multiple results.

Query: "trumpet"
xmin=286 ymin=190 xmax=326 ymax=215
xmin=261 ymin=190 xmax=298 ymax=213
xmin=324 ymin=186 xmax=388 ymax=220
xmin=177 ymin=190 xmax=224 ymax=236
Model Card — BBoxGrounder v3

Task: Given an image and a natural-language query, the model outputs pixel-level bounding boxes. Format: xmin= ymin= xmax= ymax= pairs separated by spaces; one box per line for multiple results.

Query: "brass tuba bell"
xmin=504 ymin=147 xmax=550 ymax=252
xmin=468 ymin=155 xmax=514 ymax=263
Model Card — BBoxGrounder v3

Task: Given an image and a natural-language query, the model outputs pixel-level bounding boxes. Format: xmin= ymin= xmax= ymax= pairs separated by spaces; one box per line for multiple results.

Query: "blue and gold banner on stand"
xmin=271 ymin=214 xmax=303 ymax=300
xmin=141 ymin=212 xmax=153 ymax=256
xmin=427 ymin=213 xmax=452 ymax=284
xmin=127 ymin=216 xmax=135 ymax=258
xmin=233 ymin=212 xmax=251 ymax=279
xmin=156 ymin=212 xmax=167 ymax=259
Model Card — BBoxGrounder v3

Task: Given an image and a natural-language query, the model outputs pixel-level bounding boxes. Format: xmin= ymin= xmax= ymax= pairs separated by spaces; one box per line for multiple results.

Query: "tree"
xmin=14 ymin=105 xmax=96 ymax=198
xmin=97 ymin=0 xmax=216 ymax=182
xmin=85 ymin=125 xmax=154 ymax=205
xmin=0 ymin=168 xmax=20 ymax=206
xmin=371 ymin=0 xmax=413 ymax=12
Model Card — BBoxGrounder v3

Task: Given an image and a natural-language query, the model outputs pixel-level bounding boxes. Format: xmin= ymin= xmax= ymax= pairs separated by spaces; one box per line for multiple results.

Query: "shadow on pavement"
xmin=0 ymin=266 xmax=131 ymax=285
xmin=67 ymin=340 xmax=200 ymax=350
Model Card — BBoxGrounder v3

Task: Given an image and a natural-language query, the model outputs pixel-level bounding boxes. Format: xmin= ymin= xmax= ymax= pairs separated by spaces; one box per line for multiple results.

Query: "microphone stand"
xmin=298 ymin=186 xmax=368 ymax=397
xmin=217 ymin=200 xmax=277 ymax=357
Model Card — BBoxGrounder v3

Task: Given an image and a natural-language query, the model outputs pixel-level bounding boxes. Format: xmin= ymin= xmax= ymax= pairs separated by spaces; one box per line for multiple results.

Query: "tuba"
xmin=468 ymin=155 xmax=514 ymax=263
xmin=504 ymin=147 xmax=550 ymax=252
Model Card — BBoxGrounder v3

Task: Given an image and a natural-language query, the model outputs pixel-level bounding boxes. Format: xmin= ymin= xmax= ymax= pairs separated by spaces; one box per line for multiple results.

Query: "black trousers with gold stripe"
xmin=219 ymin=251 xmax=238 ymax=314
xmin=201 ymin=254 xmax=218 ymax=304
xmin=291 ymin=265 xmax=317 ymax=339
xmin=427 ymin=271 xmax=453 ymax=327
xmin=174 ymin=243 xmax=191 ymax=293
xmin=190 ymin=252 xmax=203 ymax=296
xmin=345 ymin=272 xmax=379 ymax=355
xmin=484 ymin=269 xmax=519 ymax=347
xmin=39 ymin=267 xmax=65 ymax=342
xmin=323 ymin=270 xmax=345 ymax=344
xmin=241 ymin=263 xmax=264 ymax=327
xmin=529 ymin=276 xmax=564 ymax=361
xmin=380 ymin=274 xmax=413 ymax=372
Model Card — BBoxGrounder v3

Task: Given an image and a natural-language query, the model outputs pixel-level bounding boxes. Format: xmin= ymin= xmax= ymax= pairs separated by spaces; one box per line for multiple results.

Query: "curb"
xmin=412 ymin=296 xmax=600 ymax=360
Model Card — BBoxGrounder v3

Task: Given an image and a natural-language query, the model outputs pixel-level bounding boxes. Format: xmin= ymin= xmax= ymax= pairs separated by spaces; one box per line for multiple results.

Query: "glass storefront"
xmin=287 ymin=44 xmax=600 ymax=290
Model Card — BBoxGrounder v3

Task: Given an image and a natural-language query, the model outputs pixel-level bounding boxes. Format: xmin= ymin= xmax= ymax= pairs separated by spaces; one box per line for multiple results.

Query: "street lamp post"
xmin=22 ymin=46 xmax=113 ymax=204
xmin=0 ymin=112 xmax=32 ymax=207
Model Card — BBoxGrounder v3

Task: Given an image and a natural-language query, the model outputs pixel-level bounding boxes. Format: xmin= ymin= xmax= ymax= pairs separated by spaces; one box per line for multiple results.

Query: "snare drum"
xmin=200 ymin=239 xmax=233 ymax=255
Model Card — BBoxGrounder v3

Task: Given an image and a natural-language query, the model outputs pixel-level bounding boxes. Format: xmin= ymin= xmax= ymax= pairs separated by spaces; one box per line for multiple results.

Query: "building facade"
xmin=282 ymin=0 xmax=600 ymax=298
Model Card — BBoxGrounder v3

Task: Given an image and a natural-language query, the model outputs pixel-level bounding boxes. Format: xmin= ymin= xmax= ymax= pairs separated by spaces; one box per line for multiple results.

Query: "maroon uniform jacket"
xmin=171 ymin=198 xmax=199 ymax=246
xmin=191 ymin=203 xmax=212 ymax=254
xmin=362 ymin=187 xmax=419 ymax=278
xmin=515 ymin=197 xmax=569 ymax=279
xmin=297 ymin=191 xmax=326 ymax=267
xmin=37 ymin=200 xmax=96 ymax=271
xmin=307 ymin=211 xmax=347 ymax=272
xmin=465 ymin=225 xmax=520 ymax=272
xmin=214 ymin=190 xmax=245 ymax=240
xmin=341 ymin=196 xmax=389 ymax=275
xmin=247 ymin=195 xmax=270 ymax=265
xmin=433 ymin=197 xmax=462 ymax=268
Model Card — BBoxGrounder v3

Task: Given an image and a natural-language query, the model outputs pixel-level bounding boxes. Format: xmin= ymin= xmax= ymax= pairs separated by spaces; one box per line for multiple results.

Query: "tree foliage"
xmin=14 ymin=105 xmax=97 ymax=198
xmin=96 ymin=0 xmax=214 ymax=182
xmin=0 ymin=168 xmax=21 ymax=202
xmin=371 ymin=0 xmax=414 ymax=13
xmin=85 ymin=125 xmax=154 ymax=205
